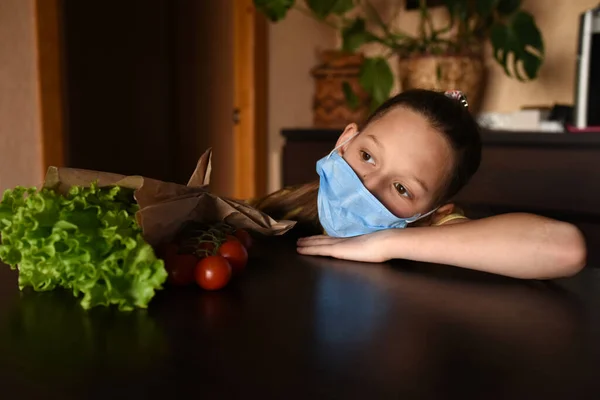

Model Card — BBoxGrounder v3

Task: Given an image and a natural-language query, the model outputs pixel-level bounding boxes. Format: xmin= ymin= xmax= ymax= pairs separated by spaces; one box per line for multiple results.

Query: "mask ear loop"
xmin=328 ymin=131 xmax=360 ymax=159
xmin=408 ymin=207 xmax=438 ymax=223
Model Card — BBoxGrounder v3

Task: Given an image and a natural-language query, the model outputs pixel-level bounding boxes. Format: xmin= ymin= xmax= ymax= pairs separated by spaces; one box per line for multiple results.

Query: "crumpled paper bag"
xmin=43 ymin=149 xmax=295 ymax=246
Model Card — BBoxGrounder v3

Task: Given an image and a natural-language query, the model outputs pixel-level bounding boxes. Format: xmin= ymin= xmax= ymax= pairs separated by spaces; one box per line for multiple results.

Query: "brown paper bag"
xmin=43 ymin=149 xmax=295 ymax=246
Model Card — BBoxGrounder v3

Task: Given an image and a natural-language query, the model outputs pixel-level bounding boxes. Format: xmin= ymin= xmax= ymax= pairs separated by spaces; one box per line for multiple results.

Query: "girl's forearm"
xmin=385 ymin=213 xmax=586 ymax=279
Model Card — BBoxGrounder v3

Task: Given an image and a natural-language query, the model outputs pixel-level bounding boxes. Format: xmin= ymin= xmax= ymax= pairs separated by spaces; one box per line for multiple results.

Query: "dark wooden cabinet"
xmin=282 ymin=128 xmax=600 ymax=216
xmin=282 ymin=129 xmax=336 ymax=186
xmin=282 ymin=128 xmax=600 ymax=265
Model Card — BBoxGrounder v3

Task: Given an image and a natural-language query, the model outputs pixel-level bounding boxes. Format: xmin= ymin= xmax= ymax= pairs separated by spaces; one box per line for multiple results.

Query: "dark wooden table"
xmin=1 ymin=237 xmax=599 ymax=399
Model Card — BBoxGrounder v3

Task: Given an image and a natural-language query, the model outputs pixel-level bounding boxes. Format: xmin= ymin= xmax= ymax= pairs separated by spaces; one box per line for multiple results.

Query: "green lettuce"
xmin=0 ymin=184 xmax=167 ymax=311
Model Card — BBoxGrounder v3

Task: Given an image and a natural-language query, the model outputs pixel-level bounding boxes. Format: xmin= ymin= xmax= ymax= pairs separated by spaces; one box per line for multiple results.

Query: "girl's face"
xmin=336 ymin=106 xmax=454 ymax=218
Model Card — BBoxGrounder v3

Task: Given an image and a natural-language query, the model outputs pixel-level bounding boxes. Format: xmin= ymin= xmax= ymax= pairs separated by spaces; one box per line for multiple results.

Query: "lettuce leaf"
xmin=0 ymin=184 xmax=167 ymax=311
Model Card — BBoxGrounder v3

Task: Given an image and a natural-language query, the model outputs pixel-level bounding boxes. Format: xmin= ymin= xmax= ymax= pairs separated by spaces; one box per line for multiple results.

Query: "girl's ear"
xmin=434 ymin=203 xmax=456 ymax=217
xmin=335 ymin=123 xmax=359 ymax=155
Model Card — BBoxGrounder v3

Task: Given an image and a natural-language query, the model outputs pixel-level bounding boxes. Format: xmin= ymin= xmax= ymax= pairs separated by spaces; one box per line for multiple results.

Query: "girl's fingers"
xmin=297 ymin=236 xmax=340 ymax=246
xmin=296 ymin=244 xmax=336 ymax=257
xmin=297 ymin=235 xmax=328 ymax=242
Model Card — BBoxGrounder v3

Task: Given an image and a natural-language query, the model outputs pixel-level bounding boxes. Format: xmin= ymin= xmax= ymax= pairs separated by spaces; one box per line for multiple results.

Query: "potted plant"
xmin=394 ymin=0 xmax=545 ymax=111
xmin=255 ymin=0 xmax=382 ymax=128
xmin=255 ymin=0 xmax=544 ymax=115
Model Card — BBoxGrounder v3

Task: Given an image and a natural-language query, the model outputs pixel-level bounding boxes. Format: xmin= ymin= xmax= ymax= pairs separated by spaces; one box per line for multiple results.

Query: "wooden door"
xmin=35 ymin=0 xmax=66 ymax=175
xmin=233 ymin=0 xmax=268 ymax=199
xmin=34 ymin=0 xmax=268 ymax=197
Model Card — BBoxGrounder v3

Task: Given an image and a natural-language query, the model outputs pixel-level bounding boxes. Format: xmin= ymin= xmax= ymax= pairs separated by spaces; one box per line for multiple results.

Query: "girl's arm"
xmin=296 ymin=213 xmax=587 ymax=279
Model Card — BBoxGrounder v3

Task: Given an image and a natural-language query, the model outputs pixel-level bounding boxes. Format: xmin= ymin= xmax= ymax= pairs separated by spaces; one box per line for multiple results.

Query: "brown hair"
xmin=251 ymin=181 xmax=321 ymax=235
xmin=253 ymin=89 xmax=481 ymax=233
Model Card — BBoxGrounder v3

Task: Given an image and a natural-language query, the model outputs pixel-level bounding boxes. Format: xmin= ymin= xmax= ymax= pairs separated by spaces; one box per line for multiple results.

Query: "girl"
xmin=254 ymin=89 xmax=586 ymax=279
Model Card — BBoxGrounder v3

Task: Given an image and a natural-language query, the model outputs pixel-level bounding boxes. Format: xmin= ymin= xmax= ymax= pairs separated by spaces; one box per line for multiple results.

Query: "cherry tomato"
xmin=218 ymin=240 xmax=248 ymax=273
xmin=195 ymin=256 xmax=232 ymax=290
xmin=234 ymin=229 xmax=252 ymax=250
xmin=164 ymin=247 xmax=197 ymax=286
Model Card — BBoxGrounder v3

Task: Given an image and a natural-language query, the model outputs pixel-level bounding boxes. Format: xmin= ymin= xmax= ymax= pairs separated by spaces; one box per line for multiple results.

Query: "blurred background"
xmin=0 ymin=0 xmax=598 ymax=208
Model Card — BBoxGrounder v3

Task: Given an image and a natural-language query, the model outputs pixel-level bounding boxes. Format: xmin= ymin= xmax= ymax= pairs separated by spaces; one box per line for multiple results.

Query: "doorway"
xmin=36 ymin=0 xmax=267 ymax=199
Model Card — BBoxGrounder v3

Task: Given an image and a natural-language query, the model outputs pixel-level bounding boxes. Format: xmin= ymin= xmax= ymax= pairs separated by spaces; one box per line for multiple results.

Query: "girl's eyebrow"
xmin=410 ymin=177 xmax=429 ymax=193
xmin=366 ymin=134 xmax=383 ymax=149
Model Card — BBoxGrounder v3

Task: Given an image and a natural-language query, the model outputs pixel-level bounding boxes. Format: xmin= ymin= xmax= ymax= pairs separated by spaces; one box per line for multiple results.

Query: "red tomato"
xmin=218 ymin=240 xmax=248 ymax=273
xmin=234 ymin=229 xmax=252 ymax=250
xmin=165 ymin=251 xmax=197 ymax=286
xmin=195 ymin=256 xmax=232 ymax=290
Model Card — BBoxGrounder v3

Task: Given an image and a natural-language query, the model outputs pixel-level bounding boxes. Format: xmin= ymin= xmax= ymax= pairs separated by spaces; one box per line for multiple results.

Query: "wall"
xmin=0 ymin=0 xmax=43 ymax=192
xmin=267 ymin=10 xmax=336 ymax=193
xmin=267 ymin=0 xmax=599 ymax=191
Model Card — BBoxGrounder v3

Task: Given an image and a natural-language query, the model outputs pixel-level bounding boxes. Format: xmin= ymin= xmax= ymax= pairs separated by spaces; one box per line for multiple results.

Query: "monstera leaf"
xmin=444 ymin=0 xmax=543 ymax=80
xmin=490 ymin=10 xmax=544 ymax=80
xmin=253 ymin=0 xmax=295 ymax=21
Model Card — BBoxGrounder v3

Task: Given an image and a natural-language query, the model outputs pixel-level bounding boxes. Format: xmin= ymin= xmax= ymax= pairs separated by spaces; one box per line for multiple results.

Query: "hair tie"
xmin=444 ymin=90 xmax=469 ymax=109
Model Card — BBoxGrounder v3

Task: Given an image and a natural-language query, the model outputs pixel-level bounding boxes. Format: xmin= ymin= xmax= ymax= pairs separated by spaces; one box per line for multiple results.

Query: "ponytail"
xmin=252 ymin=181 xmax=321 ymax=235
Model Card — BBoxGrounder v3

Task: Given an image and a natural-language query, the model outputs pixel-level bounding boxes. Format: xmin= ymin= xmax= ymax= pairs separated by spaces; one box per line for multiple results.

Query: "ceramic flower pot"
xmin=311 ymin=50 xmax=370 ymax=128
xmin=399 ymin=54 xmax=485 ymax=111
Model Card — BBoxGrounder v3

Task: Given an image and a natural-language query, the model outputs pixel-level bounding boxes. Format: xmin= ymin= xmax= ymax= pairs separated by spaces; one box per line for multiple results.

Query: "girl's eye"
xmin=360 ymin=150 xmax=375 ymax=164
xmin=394 ymin=183 xmax=411 ymax=198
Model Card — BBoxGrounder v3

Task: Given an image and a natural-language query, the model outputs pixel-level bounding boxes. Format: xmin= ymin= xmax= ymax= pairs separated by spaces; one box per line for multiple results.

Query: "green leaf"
xmin=497 ymin=0 xmax=521 ymax=15
xmin=519 ymin=50 xmax=541 ymax=80
xmin=489 ymin=11 xmax=543 ymax=80
xmin=342 ymin=81 xmax=360 ymax=110
xmin=443 ymin=0 xmax=469 ymax=21
xmin=359 ymin=57 xmax=394 ymax=111
xmin=330 ymin=0 xmax=355 ymax=15
xmin=475 ymin=0 xmax=499 ymax=18
xmin=253 ymin=0 xmax=296 ymax=22
xmin=490 ymin=24 xmax=512 ymax=75
xmin=0 ymin=184 xmax=167 ymax=311
xmin=341 ymin=18 xmax=376 ymax=52
xmin=306 ymin=0 xmax=354 ymax=19
xmin=512 ymin=10 xmax=544 ymax=53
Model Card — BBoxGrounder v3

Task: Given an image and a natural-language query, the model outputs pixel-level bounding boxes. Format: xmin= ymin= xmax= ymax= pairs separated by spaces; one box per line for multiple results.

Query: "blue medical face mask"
xmin=316 ymin=134 xmax=435 ymax=237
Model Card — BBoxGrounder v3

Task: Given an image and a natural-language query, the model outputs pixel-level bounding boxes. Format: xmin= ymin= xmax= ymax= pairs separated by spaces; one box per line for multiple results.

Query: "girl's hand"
xmin=296 ymin=230 xmax=394 ymax=263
